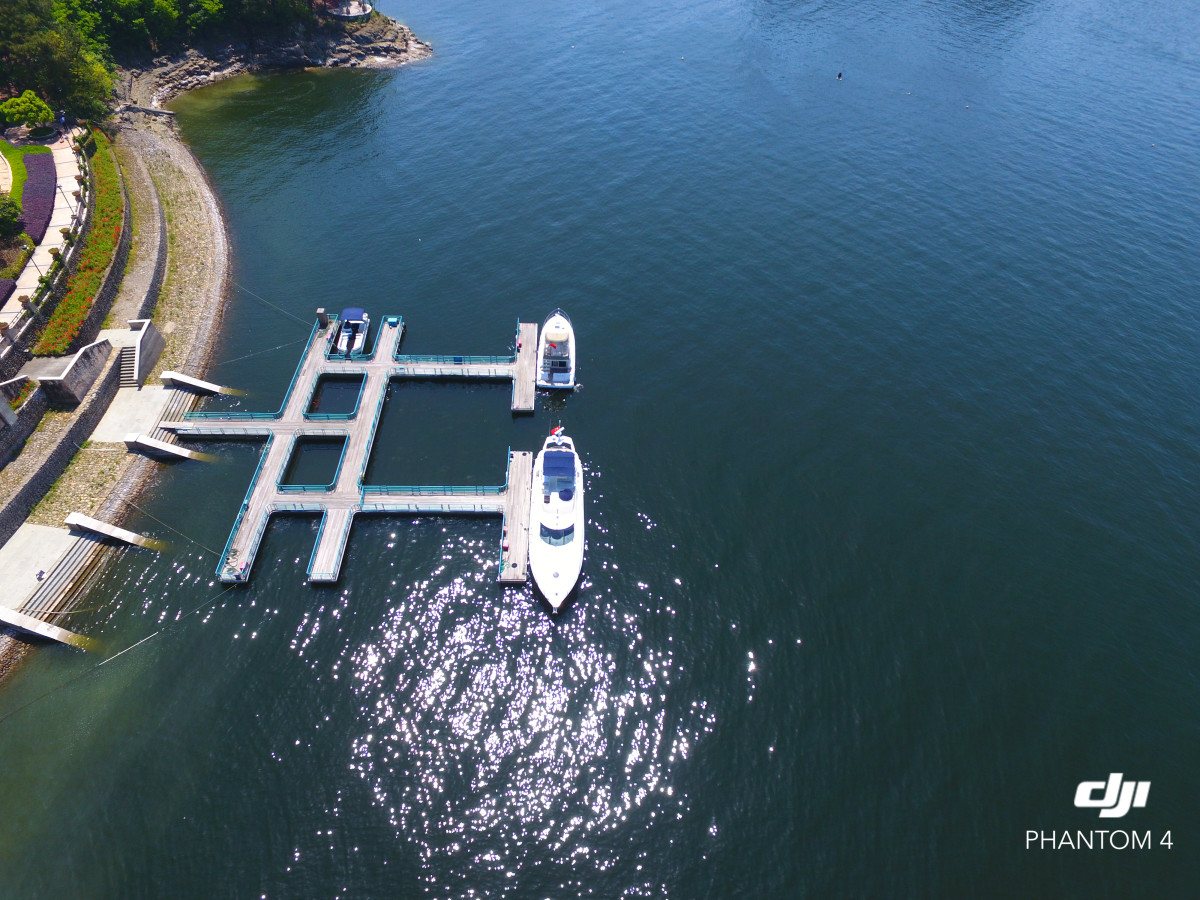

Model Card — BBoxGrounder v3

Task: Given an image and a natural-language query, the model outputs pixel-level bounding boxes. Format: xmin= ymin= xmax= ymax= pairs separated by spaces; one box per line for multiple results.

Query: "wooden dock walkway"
xmin=392 ymin=321 xmax=538 ymax=413
xmin=499 ymin=451 xmax=532 ymax=582
xmin=513 ymin=322 xmax=538 ymax=412
xmin=160 ymin=314 xmax=540 ymax=585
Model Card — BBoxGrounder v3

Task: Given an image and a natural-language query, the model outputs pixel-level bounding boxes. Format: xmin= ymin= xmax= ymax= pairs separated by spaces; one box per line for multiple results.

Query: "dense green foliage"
xmin=0 ymin=0 xmax=112 ymax=116
xmin=54 ymin=0 xmax=320 ymax=55
xmin=1 ymin=89 xmax=54 ymax=126
xmin=0 ymin=192 xmax=21 ymax=237
xmin=33 ymin=129 xmax=123 ymax=355
xmin=0 ymin=0 xmax=319 ymax=117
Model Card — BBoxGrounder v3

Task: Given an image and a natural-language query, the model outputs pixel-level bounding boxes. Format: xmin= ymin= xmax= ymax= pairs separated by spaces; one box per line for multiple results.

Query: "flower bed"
xmin=0 ymin=140 xmax=51 ymax=203
xmin=0 ymin=278 xmax=13 ymax=305
xmin=0 ymin=235 xmax=34 ymax=280
xmin=18 ymin=153 xmax=56 ymax=245
xmin=31 ymin=131 xmax=123 ymax=356
xmin=7 ymin=378 xmax=35 ymax=411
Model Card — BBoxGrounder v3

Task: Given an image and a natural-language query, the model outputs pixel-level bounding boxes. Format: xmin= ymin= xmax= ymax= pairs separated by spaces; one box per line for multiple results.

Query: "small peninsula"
xmin=118 ymin=13 xmax=432 ymax=109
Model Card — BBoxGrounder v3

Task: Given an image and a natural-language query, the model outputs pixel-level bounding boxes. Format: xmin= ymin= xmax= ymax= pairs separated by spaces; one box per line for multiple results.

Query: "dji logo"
xmin=1074 ymin=774 xmax=1150 ymax=818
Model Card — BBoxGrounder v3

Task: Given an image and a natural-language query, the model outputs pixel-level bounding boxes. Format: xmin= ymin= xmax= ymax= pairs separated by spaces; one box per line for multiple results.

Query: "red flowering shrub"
xmin=7 ymin=378 xmax=36 ymax=411
xmin=32 ymin=130 xmax=124 ymax=356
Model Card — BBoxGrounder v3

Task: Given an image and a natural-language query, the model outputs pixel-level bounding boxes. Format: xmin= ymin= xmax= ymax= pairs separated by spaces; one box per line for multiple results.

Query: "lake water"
xmin=2 ymin=0 xmax=1199 ymax=895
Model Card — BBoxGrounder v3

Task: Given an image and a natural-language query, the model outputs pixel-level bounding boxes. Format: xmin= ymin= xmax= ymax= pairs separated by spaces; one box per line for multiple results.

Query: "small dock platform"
xmin=159 ymin=371 xmax=241 ymax=396
xmin=161 ymin=314 xmax=540 ymax=585
xmin=0 ymin=605 xmax=89 ymax=649
xmin=498 ymin=451 xmax=532 ymax=582
xmin=64 ymin=513 xmax=166 ymax=551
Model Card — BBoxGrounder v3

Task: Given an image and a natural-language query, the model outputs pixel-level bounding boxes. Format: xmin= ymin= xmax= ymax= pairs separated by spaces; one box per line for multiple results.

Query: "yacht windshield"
xmin=543 ymin=450 xmax=575 ymax=493
xmin=540 ymin=523 xmax=575 ymax=546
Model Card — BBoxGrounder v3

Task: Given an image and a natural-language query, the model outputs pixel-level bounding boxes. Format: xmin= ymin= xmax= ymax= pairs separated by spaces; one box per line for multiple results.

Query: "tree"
xmin=0 ymin=192 xmax=21 ymax=238
xmin=1 ymin=89 xmax=54 ymax=127
xmin=38 ymin=26 xmax=112 ymax=117
xmin=0 ymin=0 xmax=315 ymax=117
xmin=0 ymin=0 xmax=110 ymax=117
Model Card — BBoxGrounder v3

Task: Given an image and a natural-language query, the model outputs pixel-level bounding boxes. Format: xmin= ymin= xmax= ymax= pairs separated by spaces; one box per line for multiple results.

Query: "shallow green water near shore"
xmin=3 ymin=0 xmax=1200 ymax=895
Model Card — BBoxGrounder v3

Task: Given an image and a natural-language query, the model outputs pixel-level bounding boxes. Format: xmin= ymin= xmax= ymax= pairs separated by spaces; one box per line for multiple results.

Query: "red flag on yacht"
xmin=552 ymin=426 xmax=565 ymax=436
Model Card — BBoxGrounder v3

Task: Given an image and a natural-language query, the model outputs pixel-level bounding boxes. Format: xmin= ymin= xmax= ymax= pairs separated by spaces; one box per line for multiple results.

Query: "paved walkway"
xmin=0 ymin=151 xmax=11 ymax=193
xmin=89 ymin=385 xmax=175 ymax=443
xmin=0 ymin=130 xmax=84 ymax=328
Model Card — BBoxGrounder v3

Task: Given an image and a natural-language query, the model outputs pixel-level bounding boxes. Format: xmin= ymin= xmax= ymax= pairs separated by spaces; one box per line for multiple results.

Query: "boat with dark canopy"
xmin=335 ymin=307 xmax=370 ymax=356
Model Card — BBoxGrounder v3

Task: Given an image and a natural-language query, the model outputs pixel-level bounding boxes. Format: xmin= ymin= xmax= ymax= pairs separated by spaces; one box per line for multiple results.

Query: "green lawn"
xmin=0 ymin=138 xmax=52 ymax=204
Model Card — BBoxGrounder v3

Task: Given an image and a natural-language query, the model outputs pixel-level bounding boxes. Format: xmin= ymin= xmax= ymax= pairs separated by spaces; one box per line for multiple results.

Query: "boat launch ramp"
xmin=159 ymin=314 xmax=537 ymax=585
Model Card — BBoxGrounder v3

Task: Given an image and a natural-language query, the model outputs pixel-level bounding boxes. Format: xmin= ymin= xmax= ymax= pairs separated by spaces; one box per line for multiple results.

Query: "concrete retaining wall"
xmin=39 ymin=340 xmax=112 ymax=406
xmin=0 ymin=381 xmax=49 ymax=465
xmin=132 ymin=320 xmax=165 ymax=384
xmin=0 ymin=353 xmax=122 ymax=548
xmin=136 ymin=174 xmax=169 ymax=320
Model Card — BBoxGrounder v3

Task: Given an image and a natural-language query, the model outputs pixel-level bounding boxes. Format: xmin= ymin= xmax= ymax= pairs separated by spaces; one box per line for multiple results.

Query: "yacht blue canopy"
xmin=340 ymin=307 xmax=366 ymax=322
xmin=544 ymin=451 xmax=575 ymax=476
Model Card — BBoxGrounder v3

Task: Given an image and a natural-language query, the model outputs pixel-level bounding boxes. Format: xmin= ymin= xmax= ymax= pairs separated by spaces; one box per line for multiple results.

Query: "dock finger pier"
xmin=160 ymin=312 xmax=538 ymax=585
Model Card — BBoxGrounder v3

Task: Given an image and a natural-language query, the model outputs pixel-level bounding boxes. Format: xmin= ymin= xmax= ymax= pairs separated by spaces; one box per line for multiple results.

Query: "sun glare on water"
xmin=326 ymin=522 xmax=712 ymax=897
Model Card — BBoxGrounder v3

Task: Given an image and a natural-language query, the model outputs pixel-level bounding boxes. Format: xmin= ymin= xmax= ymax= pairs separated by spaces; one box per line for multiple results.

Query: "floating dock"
xmin=160 ymin=315 xmax=538 ymax=585
xmin=393 ymin=321 xmax=538 ymax=412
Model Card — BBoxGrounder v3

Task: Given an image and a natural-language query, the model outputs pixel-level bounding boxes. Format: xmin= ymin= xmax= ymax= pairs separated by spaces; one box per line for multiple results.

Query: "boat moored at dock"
xmin=536 ymin=309 xmax=576 ymax=389
xmin=335 ymin=307 xmax=370 ymax=356
xmin=158 ymin=312 xmax=540 ymax=586
xmin=528 ymin=427 xmax=585 ymax=609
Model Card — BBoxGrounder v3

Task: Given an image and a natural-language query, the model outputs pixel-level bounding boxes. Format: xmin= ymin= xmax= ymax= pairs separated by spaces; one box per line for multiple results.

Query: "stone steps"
xmin=20 ymin=534 xmax=110 ymax=622
xmin=118 ymin=346 xmax=137 ymax=387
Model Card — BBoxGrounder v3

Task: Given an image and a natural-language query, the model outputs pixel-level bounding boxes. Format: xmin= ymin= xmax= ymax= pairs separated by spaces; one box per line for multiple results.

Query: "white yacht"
xmin=536 ymin=309 xmax=576 ymax=389
xmin=528 ymin=428 xmax=585 ymax=609
xmin=335 ymin=307 xmax=370 ymax=356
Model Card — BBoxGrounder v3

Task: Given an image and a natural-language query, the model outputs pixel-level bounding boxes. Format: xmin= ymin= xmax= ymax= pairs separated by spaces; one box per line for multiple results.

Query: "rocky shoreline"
xmin=118 ymin=13 xmax=432 ymax=109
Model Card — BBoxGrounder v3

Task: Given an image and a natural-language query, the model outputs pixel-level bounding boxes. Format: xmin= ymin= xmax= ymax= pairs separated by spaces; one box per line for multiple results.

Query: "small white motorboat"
xmin=335 ymin=307 xmax=370 ymax=356
xmin=528 ymin=427 xmax=585 ymax=610
xmin=536 ymin=309 xmax=576 ymax=389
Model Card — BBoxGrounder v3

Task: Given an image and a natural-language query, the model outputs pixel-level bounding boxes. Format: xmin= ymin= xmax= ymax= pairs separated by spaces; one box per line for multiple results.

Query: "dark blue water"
xmin=2 ymin=0 xmax=1199 ymax=896
xmin=308 ymin=375 xmax=364 ymax=417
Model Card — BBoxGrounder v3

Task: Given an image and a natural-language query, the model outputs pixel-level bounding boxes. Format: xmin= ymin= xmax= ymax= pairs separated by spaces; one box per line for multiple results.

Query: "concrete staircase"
xmin=20 ymin=534 xmax=110 ymax=622
xmin=150 ymin=387 xmax=200 ymax=443
xmin=118 ymin=346 xmax=137 ymax=387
